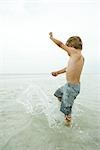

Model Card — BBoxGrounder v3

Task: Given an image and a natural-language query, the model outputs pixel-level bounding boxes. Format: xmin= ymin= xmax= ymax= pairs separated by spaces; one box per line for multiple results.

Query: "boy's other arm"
xmin=49 ymin=32 xmax=74 ymax=55
xmin=52 ymin=67 xmax=67 ymax=76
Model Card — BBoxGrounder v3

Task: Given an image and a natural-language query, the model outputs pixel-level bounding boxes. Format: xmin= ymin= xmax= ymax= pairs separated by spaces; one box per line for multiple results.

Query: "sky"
xmin=0 ymin=0 xmax=99 ymax=74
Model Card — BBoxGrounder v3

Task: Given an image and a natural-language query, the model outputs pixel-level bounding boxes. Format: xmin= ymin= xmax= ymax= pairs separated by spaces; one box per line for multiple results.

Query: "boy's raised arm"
xmin=49 ymin=32 xmax=74 ymax=55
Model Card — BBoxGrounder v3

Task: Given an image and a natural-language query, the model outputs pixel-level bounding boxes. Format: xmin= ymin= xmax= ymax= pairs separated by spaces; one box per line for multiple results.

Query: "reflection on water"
xmin=0 ymin=74 xmax=100 ymax=150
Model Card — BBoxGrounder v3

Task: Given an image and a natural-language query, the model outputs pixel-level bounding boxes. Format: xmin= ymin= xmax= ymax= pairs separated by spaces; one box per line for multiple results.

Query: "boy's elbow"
xmin=58 ymin=42 xmax=64 ymax=48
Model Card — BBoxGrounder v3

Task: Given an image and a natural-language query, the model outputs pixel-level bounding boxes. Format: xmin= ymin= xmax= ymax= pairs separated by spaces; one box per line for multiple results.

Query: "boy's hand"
xmin=51 ymin=71 xmax=58 ymax=77
xmin=49 ymin=32 xmax=53 ymax=39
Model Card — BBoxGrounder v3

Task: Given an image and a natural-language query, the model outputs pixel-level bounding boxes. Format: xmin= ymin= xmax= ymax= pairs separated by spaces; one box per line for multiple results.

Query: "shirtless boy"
xmin=49 ymin=32 xmax=84 ymax=125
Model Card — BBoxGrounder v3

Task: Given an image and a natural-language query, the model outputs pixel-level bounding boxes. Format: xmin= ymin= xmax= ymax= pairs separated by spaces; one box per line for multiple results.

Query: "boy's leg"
xmin=59 ymin=84 xmax=80 ymax=126
xmin=60 ymin=101 xmax=72 ymax=120
xmin=60 ymin=85 xmax=75 ymax=125
xmin=61 ymin=101 xmax=73 ymax=126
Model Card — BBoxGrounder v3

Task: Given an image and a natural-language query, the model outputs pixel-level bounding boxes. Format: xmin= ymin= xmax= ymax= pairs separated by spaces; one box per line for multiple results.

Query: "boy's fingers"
xmin=51 ymin=72 xmax=54 ymax=75
xmin=49 ymin=32 xmax=53 ymax=36
xmin=51 ymin=72 xmax=57 ymax=76
xmin=52 ymin=72 xmax=55 ymax=75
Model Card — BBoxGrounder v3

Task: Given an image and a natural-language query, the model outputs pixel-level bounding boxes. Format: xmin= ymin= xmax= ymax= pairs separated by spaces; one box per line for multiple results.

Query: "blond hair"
xmin=66 ymin=36 xmax=82 ymax=50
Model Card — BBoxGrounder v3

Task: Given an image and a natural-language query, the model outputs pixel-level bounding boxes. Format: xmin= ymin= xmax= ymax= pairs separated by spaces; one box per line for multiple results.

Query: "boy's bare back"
xmin=66 ymin=51 xmax=84 ymax=83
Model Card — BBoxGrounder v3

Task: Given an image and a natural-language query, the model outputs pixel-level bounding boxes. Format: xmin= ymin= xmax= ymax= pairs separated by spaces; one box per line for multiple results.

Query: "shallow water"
xmin=0 ymin=74 xmax=100 ymax=150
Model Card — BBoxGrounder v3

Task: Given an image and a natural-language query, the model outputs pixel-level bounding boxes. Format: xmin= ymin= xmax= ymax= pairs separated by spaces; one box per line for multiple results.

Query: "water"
xmin=0 ymin=74 xmax=100 ymax=150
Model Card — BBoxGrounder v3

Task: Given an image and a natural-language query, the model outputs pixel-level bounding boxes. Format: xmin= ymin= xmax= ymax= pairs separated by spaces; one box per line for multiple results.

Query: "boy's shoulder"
xmin=72 ymin=51 xmax=84 ymax=61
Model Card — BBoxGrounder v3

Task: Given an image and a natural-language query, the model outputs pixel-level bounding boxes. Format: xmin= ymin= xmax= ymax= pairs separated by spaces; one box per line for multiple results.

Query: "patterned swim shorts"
xmin=54 ymin=83 xmax=80 ymax=115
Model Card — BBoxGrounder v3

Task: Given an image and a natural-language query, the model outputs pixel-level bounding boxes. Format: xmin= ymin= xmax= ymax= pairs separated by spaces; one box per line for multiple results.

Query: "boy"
xmin=49 ymin=32 xmax=84 ymax=125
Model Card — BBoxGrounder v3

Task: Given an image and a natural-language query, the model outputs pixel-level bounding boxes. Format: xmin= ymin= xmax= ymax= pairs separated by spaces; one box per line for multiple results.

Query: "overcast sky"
xmin=0 ymin=0 xmax=99 ymax=74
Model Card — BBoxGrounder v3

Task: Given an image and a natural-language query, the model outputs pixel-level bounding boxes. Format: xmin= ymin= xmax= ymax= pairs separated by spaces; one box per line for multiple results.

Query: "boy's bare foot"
xmin=64 ymin=115 xmax=71 ymax=127
xmin=65 ymin=115 xmax=71 ymax=121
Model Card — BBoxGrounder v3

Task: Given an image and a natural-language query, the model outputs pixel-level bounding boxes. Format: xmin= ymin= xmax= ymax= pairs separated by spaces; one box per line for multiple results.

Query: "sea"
xmin=0 ymin=74 xmax=100 ymax=150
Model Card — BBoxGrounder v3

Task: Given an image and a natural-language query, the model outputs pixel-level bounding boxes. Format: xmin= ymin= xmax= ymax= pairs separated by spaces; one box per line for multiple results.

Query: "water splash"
xmin=16 ymin=84 xmax=63 ymax=128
